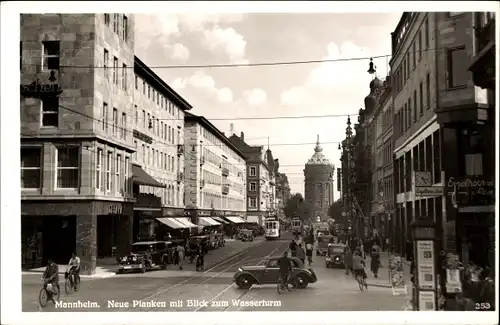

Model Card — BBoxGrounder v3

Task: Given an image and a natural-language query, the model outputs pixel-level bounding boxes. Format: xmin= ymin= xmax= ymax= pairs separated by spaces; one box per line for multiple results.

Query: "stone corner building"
xmin=303 ymin=136 xmax=335 ymax=222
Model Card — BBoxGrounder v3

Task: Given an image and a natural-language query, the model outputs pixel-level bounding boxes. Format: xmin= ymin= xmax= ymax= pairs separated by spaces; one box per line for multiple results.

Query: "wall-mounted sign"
xmin=447 ymin=176 xmax=495 ymax=206
xmin=415 ymin=186 xmax=444 ymax=197
xmin=418 ymin=291 xmax=436 ymax=311
xmin=109 ymin=204 xmax=123 ymax=215
xmin=416 ymin=240 xmax=436 ymax=290
xmin=133 ymin=129 xmax=153 ymax=144
xmin=415 ymin=171 xmax=432 ymax=187
xmin=20 ymin=79 xmax=62 ymax=98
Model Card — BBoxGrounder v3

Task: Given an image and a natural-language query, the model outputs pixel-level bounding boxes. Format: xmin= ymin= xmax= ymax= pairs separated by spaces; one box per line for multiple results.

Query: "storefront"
xmin=21 ymin=200 xmax=133 ymax=275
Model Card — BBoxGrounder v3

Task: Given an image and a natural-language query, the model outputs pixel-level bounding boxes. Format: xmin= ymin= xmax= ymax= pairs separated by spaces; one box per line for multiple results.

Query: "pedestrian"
xmin=296 ymin=243 xmax=306 ymax=265
xmin=177 ymin=242 xmax=185 ymax=270
xmin=343 ymin=246 xmax=353 ymax=275
xmin=370 ymin=242 xmax=381 ymax=278
xmin=305 ymin=241 xmax=313 ymax=266
xmin=289 ymin=240 xmax=298 ymax=257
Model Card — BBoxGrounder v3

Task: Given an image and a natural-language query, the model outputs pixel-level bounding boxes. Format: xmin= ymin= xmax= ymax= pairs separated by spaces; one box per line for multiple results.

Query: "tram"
xmin=291 ymin=217 xmax=303 ymax=236
xmin=264 ymin=216 xmax=281 ymax=240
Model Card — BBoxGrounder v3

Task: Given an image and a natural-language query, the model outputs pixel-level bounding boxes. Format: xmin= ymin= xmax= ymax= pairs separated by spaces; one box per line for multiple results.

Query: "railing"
xmin=200 ymin=156 xmax=205 ymax=165
xmin=177 ymin=144 xmax=184 ymax=156
xmin=134 ymin=193 xmax=162 ymax=208
xmin=200 ymin=180 xmax=205 ymax=188
xmin=222 ymin=185 xmax=229 ymax=194
xmin=176 ymin=172 xmax=184 ymax=183
xmin=221 ymin=167 xmax=229 ymax=177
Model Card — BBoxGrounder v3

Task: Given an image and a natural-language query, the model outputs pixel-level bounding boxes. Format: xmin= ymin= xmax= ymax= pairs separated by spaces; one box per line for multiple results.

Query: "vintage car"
xmin=117 ymin=241 xmax=171 ymax=273
xmin=326 ymin=243 xmax=346 ymax=268
xmin=188 ymin=235 xmax=209 ymax=255
xmin=233 ymin=256 xmax=317 ymax=289
xmin=240 ymin=229 xmax=254 ymax=242
xmin=316 ymin=234 xmax=333 ymax=256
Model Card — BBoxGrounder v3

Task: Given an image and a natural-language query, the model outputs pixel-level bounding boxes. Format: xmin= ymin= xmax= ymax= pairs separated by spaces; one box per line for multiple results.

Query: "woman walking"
xmin=370 ymin=242 xmax=381 ymax=278
xmin=305 ymin=241 xmax=313 ymax=266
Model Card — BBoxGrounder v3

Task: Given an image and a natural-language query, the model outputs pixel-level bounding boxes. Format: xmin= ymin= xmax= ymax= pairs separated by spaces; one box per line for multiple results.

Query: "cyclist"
xmin=352 ymin=251 xmax=368 ymax=289
xmin=42 ymin=258 xmax=60 ymax=300
xmin=278 ymin=251 xmax=293 ymax=291
xmin=289 ymin=240 xmax=298 ymax=257
xmin=66 ymin=252 xmax=80 ymax=285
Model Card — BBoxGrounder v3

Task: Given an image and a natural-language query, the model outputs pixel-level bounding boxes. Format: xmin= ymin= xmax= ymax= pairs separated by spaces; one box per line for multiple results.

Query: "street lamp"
xmin=410 ymin=217 xmax=438 ymax=311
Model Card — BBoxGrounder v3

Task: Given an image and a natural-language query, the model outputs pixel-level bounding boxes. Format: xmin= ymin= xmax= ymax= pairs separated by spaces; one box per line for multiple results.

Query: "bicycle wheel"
xmin=39 ymin=288 xmax=48 ymax=307
xmin=288 ymin=276 xmax=297 ymax=292
xmin=65 ymin=278 xmax=72 ymax=294
xmin=74 ymin=276 xmax=80 ymax=292
xmin=357 ymin=276 xmax=365 ymax=291
xmin=277 ymin=277 xmax=284 ymax=295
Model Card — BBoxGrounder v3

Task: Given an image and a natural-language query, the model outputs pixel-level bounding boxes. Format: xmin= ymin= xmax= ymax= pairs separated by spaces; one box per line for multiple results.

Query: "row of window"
xmin=140 ymin=184 xmax=183 ymax=207
xmin=133 ymin=141 xmax=180 ymax=174
xmin=95 ymin=149 xmax=130 ymax=194
xmin=103 ymin=14 xmax=129 ymax=42
xmin=394 ymin=130 xmax=442 ymax=194
xmin=373 ymin=176 xmax=394 ymax=203
xmin=133 ymin=105 xmax=180 ymax=144
xmin=102 ymin=102 xmax=127 ymax=140
xmin=21 ymin=147 xmax=81 ymax=190
xmin=135 ymin=74 xmax=182 ymax=118
xmin=377 ymin=141 xmax=393 ymax=168
xmin=103 ymin=48 xmax=127 ymax=89
xmin=201 ymin=128 xmax=244 ymax=165
xmin=394 ymin=73 xmax=431 ymax=139
xmin=201 ymin=170 xmax=244 ymax=194
xmin=201 ymin=192 xmax=245 ymax=211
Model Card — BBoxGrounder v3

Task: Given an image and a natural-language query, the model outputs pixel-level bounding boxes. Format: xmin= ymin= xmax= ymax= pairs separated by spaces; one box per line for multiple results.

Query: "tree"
xmin=283 ymin=193 xmax=310 ymax=221
xmin=327 ymin=200 xmax=342 ymax=219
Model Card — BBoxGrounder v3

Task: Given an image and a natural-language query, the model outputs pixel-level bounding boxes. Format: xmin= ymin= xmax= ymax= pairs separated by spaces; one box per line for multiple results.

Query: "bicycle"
xmin=354 ymin=270 xmax=368 ymax=291
xmin=64 ymin=269 xmax=81 ymax=294
xmin=277 ymin=274 xmax=297 ymax=294
xmin=39 ymin=279 xmax=60 ymax=307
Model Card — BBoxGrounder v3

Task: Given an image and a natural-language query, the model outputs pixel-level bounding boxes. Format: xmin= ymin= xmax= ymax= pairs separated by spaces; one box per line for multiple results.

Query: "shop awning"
xmin=175 ymin=218 xmax=198 ymax=228
xmin=212 ymin=216 xmax=228 ymax=224
xmin=225 ymin=216 xmax=246 ymax=224
xmin=156 ymin=218 xmax=186 ymax=229
xmin=132 ymin=165 xmax=166 ymax=188
xmin=198 ymin=217 xmax=221 ymax=227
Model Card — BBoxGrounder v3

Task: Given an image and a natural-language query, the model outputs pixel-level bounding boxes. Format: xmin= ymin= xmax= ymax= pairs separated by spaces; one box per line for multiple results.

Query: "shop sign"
xmin=447 ymin=176 xmax=495 ymax=206
xmin=20 ymin=79 xmax=63 ymax=98
xmin=133 ymin=129 xmax=153 ymax=144
xmin=109 ymin=204 xmax=122 ymax=214
xmin=415 ymin=186 xmax=444 ymax=197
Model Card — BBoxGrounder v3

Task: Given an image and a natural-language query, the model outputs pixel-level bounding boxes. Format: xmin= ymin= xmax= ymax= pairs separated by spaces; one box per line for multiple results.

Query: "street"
xmin=23 ymin=233 xmax=406 ymax=312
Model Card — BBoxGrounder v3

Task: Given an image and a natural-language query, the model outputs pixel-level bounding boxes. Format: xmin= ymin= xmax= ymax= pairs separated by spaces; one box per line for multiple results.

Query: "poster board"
xmin=416 ymin=240 xmax=435 ymax=290
xmin=418 ymin=291 xmax=436 ymax=311
xmin=389 ymin=255 xmax=407 ymax=295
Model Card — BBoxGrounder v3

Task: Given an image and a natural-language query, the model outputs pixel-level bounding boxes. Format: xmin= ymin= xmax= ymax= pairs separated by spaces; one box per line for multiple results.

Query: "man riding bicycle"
xmin=352 ymin=251 xmax=368 ymax=289
xmin=42 ymin=258 xmax=60 ymax=297
xmin=278 ymin=251 xmax=293 ymax=290
xmin=66 ymin=252 xmax=80 ymax=284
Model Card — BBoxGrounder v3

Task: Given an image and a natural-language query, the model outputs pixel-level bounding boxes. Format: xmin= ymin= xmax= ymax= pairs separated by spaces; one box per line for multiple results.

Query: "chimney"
xmin=240 ymin=132 xmax=244 ymax=141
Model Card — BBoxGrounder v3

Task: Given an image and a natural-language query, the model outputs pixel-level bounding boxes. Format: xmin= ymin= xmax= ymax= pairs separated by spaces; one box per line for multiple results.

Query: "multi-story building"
xmin=183 ymin=113 xmax=247 ymax=223
xmin=433 ymin=12 xmax=495 ymax=271
xmin=274 ymin=159 xmax=291 ymax=220
xmin=131 ymin=57 xmax=191 ymax=242
xmin=20 ymin=14 xmax=137 ymax=274
xmin=228 ymin=132 xmax=276 ymax=225
xmin=390 ymin=12 xmax=492 ymax=267
xmin=362 ymin=77 xmax=394 ymax=240
xmin=304 ymin=136 xmax=335 ymax=222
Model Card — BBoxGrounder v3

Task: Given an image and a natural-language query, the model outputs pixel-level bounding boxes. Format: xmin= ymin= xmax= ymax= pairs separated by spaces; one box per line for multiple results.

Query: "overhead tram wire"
xmin=23 ymin=46 xmax=451 ymax=70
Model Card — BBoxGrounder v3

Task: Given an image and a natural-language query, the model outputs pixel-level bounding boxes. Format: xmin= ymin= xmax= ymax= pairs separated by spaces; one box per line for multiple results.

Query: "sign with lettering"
xmin=109 ymin=204 xmax=123 ymax=215
xmin=133 ymin=129 xmax=153 ymax=144
xmin=20 ymin=79 xmax=62 ymax=98
xmin=415 ymin=186 xmax=444 ymax=197
xmin=447 ymin=176 xmax=495 ymax=206
xmin=415 ymin=171 xmax=432 ymax=187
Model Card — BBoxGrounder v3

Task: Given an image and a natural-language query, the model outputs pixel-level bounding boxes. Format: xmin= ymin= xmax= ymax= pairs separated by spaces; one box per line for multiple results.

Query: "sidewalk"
xmin=366 ymin=252 xmax=411 ymax=289
xmin=22 ymin=237 xmax=265 ymax=278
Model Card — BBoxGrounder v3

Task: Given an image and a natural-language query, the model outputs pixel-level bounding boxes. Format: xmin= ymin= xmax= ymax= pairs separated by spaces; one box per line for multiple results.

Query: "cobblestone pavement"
xmin=23 ymin=235 xmax=408 ymax=312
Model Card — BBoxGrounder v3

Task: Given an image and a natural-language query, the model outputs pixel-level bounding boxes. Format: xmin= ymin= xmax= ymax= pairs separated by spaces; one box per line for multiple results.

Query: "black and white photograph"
xmin=1 ymin=2 xmax=498 ymax=325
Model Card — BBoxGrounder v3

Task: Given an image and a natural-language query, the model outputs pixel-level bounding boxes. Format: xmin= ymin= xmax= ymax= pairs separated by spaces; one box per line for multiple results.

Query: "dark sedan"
xmin=233 ymin=256 xmax=317 ymax=289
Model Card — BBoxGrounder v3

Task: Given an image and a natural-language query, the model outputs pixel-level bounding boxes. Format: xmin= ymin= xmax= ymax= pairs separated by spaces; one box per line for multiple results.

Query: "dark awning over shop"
xmin=132 ymin=165 xmax=165 ymax=188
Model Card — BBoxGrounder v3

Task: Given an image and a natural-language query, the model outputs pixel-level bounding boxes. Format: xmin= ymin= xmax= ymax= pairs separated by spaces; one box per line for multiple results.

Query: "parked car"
xmin=326 ymin=243 xmax=346 ymax=268
xmin=233 ymin=256 xmax=317 ymax=289
xmin=117 ymin=241 xmax=170 ymax=273
xmin=188 ymin=235 xmax=209 ymax=255
xmin=316 ymin=234 xmax=333 ymax=256
xmin=240 ymin=229 xmax=254 ymax=242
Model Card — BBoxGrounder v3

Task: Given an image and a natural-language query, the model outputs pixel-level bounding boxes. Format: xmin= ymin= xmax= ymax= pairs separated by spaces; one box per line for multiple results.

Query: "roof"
xmin=134 ymin=56 xmax=192 ymax=111
xmin=184 ymin=112 xmax=246 ymax=160
xmin=306 ymin=135 xmax=333 ymax=166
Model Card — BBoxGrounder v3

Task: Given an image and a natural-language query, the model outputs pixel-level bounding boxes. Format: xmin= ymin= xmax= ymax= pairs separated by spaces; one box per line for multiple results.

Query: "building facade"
xmin=183 ymin=113 xmax=247 ymax=222
xmin=131 ymin=57 xmax=191 ymax=242
xmin=228 ymin=133 xmax=276 ymax=225
xmin=274 ymin=159 xmax=292 ymax=220
xmin=304 ymin=136 xmax=335 ymax=222
xmin=21 ymin=13 xmax=137 ymax=274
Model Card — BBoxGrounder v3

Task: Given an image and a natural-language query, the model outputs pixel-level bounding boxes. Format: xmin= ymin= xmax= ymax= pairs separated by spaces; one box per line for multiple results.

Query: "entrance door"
xmin=42 ymin=216 xmax=76 ymax=265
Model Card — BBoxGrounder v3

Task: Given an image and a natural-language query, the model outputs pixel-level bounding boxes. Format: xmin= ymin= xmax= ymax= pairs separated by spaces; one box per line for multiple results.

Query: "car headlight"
xmin=238 ymin=268 xmax=243 ymax=272
xmin=121 ymin=257 xmax=127 ymax=262
xmin=326 ymin=257 xmax=331 ymax=261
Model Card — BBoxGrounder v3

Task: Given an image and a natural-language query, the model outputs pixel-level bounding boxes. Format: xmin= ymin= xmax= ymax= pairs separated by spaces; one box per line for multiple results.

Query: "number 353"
xmin=475 ymin=302 xmax=491 ymax=310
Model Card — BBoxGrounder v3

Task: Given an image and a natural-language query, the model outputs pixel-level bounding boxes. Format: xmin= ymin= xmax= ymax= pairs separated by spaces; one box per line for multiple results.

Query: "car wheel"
xmin=293 ymin=274 xmax=308 ymax=289
xmin=237 ymin=275 xmax=253 ymax=289
xmin=141 ymin=263 xmax=146 ymax=273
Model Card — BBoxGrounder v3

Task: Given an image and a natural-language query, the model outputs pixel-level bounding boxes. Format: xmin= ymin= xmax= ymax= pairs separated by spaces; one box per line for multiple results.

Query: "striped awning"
xmin=174 ymin=218 xmax=198 ymax=228
xmin=156 ymin=218 xmax=186 ymax=229
xmin=198 ymin=217 xmax=221 ymax=227
xmin=212 ymin=216 xmax=228 ymax=224
xmin=225 ymin=216 xmax=246 ymax=224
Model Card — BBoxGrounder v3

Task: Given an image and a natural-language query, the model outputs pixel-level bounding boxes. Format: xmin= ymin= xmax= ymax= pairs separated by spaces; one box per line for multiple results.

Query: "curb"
xmin=21 ymin=271 xmax=115 ymax=279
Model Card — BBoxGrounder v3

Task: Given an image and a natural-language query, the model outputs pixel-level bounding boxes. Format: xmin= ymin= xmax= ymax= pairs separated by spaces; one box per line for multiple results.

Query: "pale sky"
xmin=134 ymin=13 xmax=402 ymax=198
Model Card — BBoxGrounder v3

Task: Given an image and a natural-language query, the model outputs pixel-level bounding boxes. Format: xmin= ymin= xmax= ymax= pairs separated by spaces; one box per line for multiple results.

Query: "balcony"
xmin=221 ymin=167 xmax=229 ymax=177
xmin=200 ymin=156 xmax=205 ymax=165
xmin=222 ymin=184 xmax=230 ymax=195
xmin=469 ymin=18 xmax=496 ymax=90
xmin=177 ymin=144 xmax=185 ymax=156
xmin=134 ymin=193 xmax=162 ymax=209
xmin=200 ymin=179 xmax=205 ymax=188
xmin=176 ymin=172 xmax=184 ymax=183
